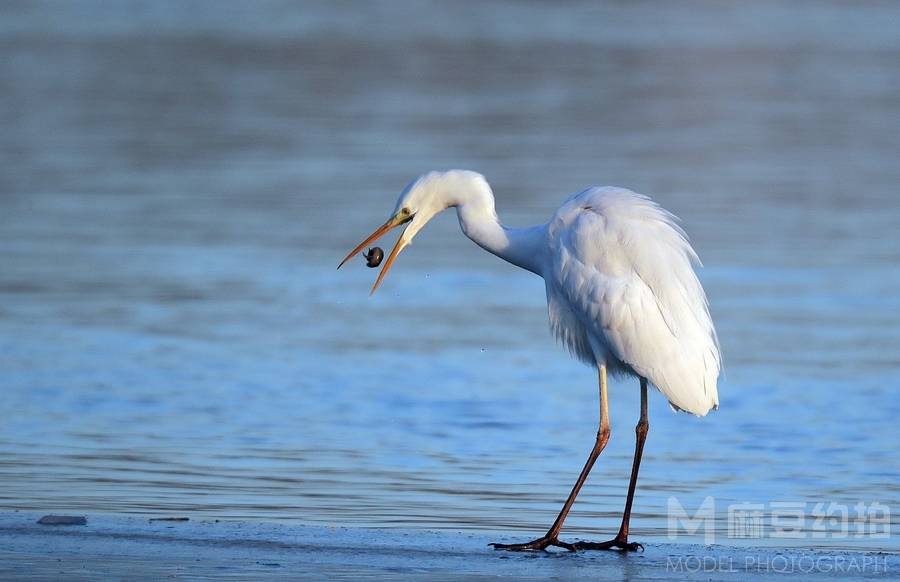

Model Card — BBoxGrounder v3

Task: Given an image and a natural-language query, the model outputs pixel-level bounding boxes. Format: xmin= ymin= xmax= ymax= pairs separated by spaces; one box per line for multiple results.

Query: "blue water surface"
xmin=1 ymin=0 xmax=898 ymax=551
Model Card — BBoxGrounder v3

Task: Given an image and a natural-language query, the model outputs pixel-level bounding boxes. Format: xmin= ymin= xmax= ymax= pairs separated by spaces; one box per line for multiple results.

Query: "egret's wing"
xmin=547 ymin=187 xmax=720 ymax=415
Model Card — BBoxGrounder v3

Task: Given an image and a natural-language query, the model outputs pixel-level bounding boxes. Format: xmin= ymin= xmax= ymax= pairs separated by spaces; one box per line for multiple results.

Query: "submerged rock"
xmin=37 ymin=515 xmax=86 ymax=526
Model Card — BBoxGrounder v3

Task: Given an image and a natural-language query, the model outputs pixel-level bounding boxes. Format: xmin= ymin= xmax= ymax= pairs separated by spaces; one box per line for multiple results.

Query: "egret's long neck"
xmin=449 ymin=183 xmax=546 ymax=276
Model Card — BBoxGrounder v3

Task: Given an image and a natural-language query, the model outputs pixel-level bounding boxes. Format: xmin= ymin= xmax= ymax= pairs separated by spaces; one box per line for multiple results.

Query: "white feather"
xmin=545 ymin=187 xmax=720 ymax=415
xmin=378 ymin=171 xmax=721 ymax=416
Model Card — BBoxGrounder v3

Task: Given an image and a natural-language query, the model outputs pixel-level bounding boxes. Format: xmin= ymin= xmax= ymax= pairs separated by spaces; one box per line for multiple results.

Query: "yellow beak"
xmin=338 ymin=213 xmax=412 ymax=295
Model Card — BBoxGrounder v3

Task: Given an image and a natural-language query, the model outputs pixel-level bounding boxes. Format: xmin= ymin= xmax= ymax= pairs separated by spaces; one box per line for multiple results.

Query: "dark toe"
xmin=490 ymin=537 xmax=575 ymax=552
xmin=573 ymin=539 xmax=644 ymax=552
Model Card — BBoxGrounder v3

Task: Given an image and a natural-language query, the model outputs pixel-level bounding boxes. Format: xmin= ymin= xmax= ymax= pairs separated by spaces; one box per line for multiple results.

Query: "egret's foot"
xmin=573 ymin=538 xmax=644 ymax=552
xmin=490 ymin=536 xmax=576 ymax=552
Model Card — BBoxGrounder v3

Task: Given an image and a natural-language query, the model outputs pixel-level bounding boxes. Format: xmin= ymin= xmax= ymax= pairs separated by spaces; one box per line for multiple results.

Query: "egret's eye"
xmin=400 ymin=207 xmax=411 ymax=216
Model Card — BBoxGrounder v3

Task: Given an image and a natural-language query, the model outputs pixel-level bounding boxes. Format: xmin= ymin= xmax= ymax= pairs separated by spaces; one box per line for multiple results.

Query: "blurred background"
xmin=1 ymin=1 xmax=898 ymax=548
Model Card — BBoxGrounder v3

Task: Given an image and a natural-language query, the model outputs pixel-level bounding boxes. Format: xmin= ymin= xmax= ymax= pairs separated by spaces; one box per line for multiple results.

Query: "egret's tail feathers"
xmin=667 ymin=394 xmax=719 ymax=417
xmin=653 ymin=348 xmax=720 ymax=417
xmin=661 ymin=379 xmax=719 ymax=416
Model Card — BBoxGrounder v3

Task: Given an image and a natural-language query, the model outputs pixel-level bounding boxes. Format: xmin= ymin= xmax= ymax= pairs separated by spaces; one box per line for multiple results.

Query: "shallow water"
xmin=2 ymin=512 xmax=896 ymax=580
xmin=1 ymin=1 xmax=899 ymax=550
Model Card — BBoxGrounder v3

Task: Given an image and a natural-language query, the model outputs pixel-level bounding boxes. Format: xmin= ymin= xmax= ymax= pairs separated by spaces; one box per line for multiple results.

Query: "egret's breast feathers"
xmin=544 ymin=187 xmax=721 ymax=416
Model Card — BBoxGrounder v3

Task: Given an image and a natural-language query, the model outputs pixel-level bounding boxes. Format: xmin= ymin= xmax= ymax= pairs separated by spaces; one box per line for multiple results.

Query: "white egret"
xmin=338 ymin=170 xmax=720 ymax=552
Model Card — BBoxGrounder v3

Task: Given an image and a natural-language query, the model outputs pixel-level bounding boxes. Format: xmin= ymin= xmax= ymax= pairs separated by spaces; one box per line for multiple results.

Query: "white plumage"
xmin=339 ymin=169 xmax=722 ymax=551
xmin=545 ymin=186 xmax=720 ymax=415
xmin=340 ymin=170 xmax=720 ymax=416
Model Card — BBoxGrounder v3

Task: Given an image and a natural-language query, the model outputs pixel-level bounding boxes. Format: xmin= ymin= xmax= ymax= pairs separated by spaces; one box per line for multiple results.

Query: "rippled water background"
xmin=1 ymin=1 xmax=898 ymax=550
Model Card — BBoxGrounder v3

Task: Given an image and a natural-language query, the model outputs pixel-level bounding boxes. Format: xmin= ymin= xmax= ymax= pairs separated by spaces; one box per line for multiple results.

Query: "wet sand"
xmin=0 ymin=512 xmax=893 ymax=580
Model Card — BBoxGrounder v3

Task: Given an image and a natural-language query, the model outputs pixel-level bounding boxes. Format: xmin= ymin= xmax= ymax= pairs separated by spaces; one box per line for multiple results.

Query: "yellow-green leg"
xmin=491 ymin=365 xmax=612 ymax=552
xmin=574 ymin=377 xmax=648 ymax=552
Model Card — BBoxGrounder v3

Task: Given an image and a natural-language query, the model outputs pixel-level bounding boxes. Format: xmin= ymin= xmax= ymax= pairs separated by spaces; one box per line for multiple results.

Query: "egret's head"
xmin=338 ymin=171 xmax=460 ymax=294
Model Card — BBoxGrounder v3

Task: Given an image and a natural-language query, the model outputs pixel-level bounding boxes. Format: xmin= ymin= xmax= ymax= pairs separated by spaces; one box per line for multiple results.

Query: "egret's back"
xmin=545 ymin=187 xmax=720 ymax=416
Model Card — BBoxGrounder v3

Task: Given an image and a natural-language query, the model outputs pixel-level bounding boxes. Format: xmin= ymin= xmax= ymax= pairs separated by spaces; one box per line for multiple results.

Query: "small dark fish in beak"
xmin=338 ymin=212 xmax=412 ymax=294
xmin=364 ymin=247 xmax=384 ymax=268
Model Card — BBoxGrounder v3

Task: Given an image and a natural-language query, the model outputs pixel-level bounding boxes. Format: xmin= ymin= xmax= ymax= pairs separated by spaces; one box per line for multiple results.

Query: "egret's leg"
xmin=574 ymin=377 xmax=649 ymax=552
xmin=490 ymin=365 xmax=611 ymax=552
